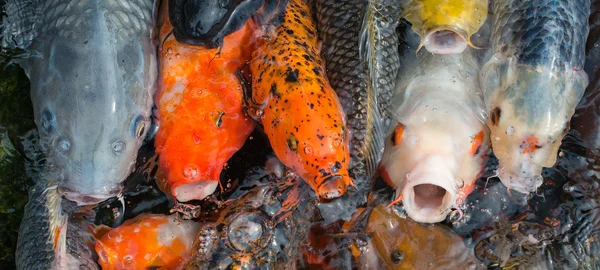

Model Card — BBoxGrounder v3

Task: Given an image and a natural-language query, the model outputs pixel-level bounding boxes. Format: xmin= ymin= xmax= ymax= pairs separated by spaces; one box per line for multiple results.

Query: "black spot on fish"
xmin=317 ymin=134 xmax=324 ymax=140
xmin=270 ymin=83 xmax=281 ymax=99
xmin=285 ymin=67 xmax=300 ymax=82
xmin=286 ymin=29 xmax=294 ymax=35
xmin=312 ymin=67 xmax=320 ymax=76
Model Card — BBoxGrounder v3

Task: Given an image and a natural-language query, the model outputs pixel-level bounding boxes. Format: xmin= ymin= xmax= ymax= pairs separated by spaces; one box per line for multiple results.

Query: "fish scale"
xmin=316 ymin=0 xmax=385 ymax=195
xmin=361 ymin=0 xmax=403 ymax=131
xmin=491 ymin=0 xmax=589 ymax=68
xmin=481 ymin=0 xmax=590 ymax=193
xmin=16 ymin=183 xmax=99 ymax=269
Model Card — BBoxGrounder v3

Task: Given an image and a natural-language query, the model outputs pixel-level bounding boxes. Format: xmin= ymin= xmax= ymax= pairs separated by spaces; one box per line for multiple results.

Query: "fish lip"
xmin=58 ymin=186 xmax=118 ymax=206
xmin=423 ymin=27 xmax=469 ymax=54
xmin=316 ymin=174 xmax=348 ymax=199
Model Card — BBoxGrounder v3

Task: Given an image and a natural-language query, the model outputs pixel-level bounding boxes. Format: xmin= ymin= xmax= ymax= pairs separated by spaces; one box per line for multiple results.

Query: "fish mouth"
xmin=59 ymin=186 xmax=117 ymax=206
xmin=497 ymin=165 xmax=543 ymax=194
xmin=172 ymin=180 xmax=219 ymax=203
xmin=316 ymin=174 xmax=351 ymax=199
xmin=423 ymin=28 xmax=468 ymax=54
xmin=401 ymin=155 xmax=457 ymax=223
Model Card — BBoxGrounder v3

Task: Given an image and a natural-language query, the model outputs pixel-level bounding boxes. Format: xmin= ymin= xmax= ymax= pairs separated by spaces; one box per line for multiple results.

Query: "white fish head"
xmin=379 ymin=109 xmax=488 ymax=223
xmin=480 ymin=55 xmax=588 ymax=193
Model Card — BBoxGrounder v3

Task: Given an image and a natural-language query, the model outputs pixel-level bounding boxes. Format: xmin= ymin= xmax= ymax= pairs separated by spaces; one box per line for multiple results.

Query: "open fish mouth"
xmin=422 ymin=28 xmax=469 ymax=54
xmin=58 ymin=186 xmax=118 ymax=206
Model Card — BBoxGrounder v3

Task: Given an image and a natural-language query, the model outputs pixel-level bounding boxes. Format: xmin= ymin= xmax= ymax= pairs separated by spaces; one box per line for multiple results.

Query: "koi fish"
xmin=403 ymin=0 xmax=488 ymax=54
xmin=480 ymin=0 xmax=590 ymax=193
xmin=1 ymin=0 xmax=158 ymax=205
xmin=361 ymin=0 xmax=403 ymax=129
xmin=243 ymin=0 xmax=352 ymax=199
xmin=95 ymin=214 xmax=200 ymax=270
xmin=357 ymin=204 xmax=483 ymax=269
xmin=379 ymin=47 xmax=489 ymax=223
xmin=16 ymin=182 xmax=99 ymax=269
xmin=154 ymin=1 xmax=255 ymax=203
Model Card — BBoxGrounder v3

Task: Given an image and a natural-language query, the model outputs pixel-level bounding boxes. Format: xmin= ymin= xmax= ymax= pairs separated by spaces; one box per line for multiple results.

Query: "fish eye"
xmin=111 ymin=140 xmax=125 ymax=153
xmin=41 ymin=109 xmax=56 ymax=133
xmin=132 ymin=115 xmax=147 ymax=139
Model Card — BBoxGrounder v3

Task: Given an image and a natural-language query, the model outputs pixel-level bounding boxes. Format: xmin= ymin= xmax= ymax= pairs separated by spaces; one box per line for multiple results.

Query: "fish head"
xmin=279 ymin=123 xmax=352 ymax=199
xmin=481 ymin=57 xmax=588 ymax=193
xmin=30 ymin=36 xmax=156 ymax=205
xmin=168 ymin=0 xmax=263 ymax=48
xmin=379 ymin=110 xmax=488 ymax=223
xmin=404 ymin=0 xmax=487 ymax=54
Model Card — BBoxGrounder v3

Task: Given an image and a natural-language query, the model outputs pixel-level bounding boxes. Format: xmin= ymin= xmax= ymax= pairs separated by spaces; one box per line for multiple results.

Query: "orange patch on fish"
xmin=470 ymin=130 xmax=484 ymax=155
xmin=391 ymin=123 xmax=405 ymax=146
xmin=245 ymin=0 xmax=351 ymax=199
xmin=95 ymin=214 xmax=199 ymax=270
xmin=154 ymin=5 xmax=256 ymax=202
xmin=522 ymin=135 xmax=540 ymax=154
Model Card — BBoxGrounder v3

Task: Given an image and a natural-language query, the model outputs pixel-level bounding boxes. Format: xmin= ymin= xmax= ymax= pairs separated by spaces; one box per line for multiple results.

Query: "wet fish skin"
xmin=402 ymin=0 xmax=488 ymax=54
xmin=480 ymin=0 xmax=590 ymax=193
xmin=361 ymin=0 xmax=403 ymax=130
xmin=315 ymin=0 xmax=385 ymax=206
xmin=380 ymin=46 xmax=489 ymax=223
xmin=16 ymin=182 xmax=98 ymax=270
xmin=245 ymin=0 xmax=352 ymax=199
xmin=2 ymin=0 xmax=158 ymax=204
xmin=357 ymin=204 xmax=485 ymax=270
xmin=155 ymin=0 xmax=255 ymax=203
xmin=95 ymin=214 xmax=200 ymax=269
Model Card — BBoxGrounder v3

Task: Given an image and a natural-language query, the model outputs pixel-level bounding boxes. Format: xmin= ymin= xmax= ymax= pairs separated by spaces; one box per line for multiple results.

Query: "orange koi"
xmin=154 ymin=2 xmax=256 ymax=202
xmin=243 ymin=0 xmax=352 ymax=199
xmin=95 ymin=214 xmax=200 ymax=270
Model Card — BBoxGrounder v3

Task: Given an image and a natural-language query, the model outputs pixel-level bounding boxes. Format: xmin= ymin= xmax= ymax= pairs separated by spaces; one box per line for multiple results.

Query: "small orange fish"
xmin=95 ymin=214 xmax=200 ymax=270
xmin=154 ymin=2 xmax=256 ymax=202
xmin=243 ymin=0 xmax=352 ymax=199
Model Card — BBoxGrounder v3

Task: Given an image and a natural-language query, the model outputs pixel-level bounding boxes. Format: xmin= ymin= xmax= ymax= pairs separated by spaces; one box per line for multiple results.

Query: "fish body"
xmin=379 ymin=48 xmax=489 ymax=223
xmin=480 ymin=0 xmax=590 ymax=193
xmin=154 ymin=2 xmax=255 ymax=202
xmin=16 ymin=182 xmax=99 ymax=270
xmin=95 ymin=214 xmax=200 ymax=270
xmin=1 ymin=0 xmax=159 ymax=204
xmin=357 ymin=205 xmax=484 ymax=269
xmin=403 ymin=0 xmax=487 ymax=54
xmin=315 ymin=0 xmax=385 ymax=211
xmin=246 ymin=0 xmax=352 ymax=199
xmin=361 ymin=0 xmax=403 ymax=130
